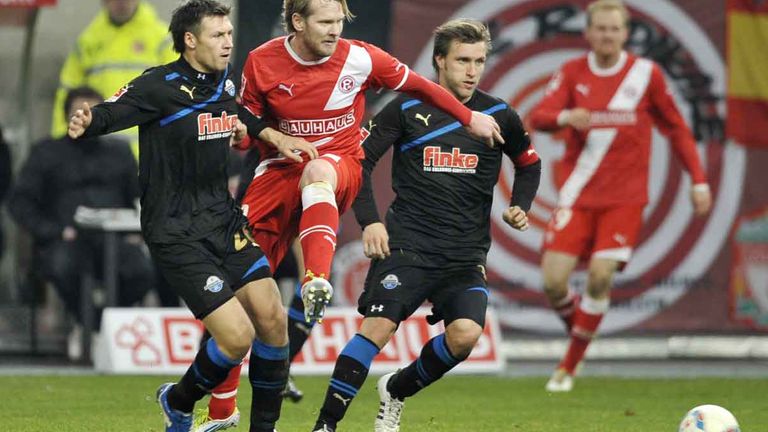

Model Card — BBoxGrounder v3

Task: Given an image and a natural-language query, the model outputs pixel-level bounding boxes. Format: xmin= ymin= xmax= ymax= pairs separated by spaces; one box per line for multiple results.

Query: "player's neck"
xmin=289 ymin=35 xmax=325 ymax=62
xmin=182 ymin=52 xmax=214 ymax=75
xmin=593 ymin=52 xmax=621 ymax=69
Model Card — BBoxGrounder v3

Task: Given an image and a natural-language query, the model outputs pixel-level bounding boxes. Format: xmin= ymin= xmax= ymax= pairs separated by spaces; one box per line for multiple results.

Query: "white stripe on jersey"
xmin=324 ymin=45 xmax=372 ymax=111
xmin=557 ymin=58 xmax=653 ymax=208
xmin=393 ymin=63 xmax=410 ymax=91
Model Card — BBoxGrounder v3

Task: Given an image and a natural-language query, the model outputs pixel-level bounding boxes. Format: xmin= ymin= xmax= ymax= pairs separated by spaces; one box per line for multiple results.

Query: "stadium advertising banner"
xmin=329 ymin=0 xmax=768 ymax=334
xmin=96 ymin=307 xmax=503 ymax=375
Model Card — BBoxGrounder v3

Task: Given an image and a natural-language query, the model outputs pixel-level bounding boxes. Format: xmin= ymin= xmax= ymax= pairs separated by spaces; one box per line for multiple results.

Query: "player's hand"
xmin=690 ymin=184 xmax=712 ymax=216
xmin=467 ymin=111 xmax=504 ymax=148
xmin=362 ymin=222 xmax=390 ymax=259
xmin=566 ymin=108 xmax=591 ymax=130
xmin=230 ymin=119 xmax=248 ymax=147
xmin=275 ymin=133 xmax=319 ymax=162
xmin=502 ymin=206 xmax=529 ymax=231
xmin=68 ymin=102 xmax=92 ymax=139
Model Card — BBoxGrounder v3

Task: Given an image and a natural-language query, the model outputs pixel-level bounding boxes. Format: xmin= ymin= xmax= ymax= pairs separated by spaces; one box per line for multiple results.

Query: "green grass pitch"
xmin=3 ymin=375 xmax=767 ymax=431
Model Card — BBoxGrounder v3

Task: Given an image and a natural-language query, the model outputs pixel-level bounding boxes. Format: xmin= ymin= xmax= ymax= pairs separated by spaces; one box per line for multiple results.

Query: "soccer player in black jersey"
xmin=68 ymin=2 xmax=289 ymax=432
xmin=310 ymin=19 xmax=542 ymax=432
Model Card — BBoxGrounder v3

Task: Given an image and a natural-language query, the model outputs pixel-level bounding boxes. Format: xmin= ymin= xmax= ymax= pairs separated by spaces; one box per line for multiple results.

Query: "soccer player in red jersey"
xmin=196 ymin=0 xmax=504 ymax=428
xmin=528 ymin=0 xmax=712 ymax=392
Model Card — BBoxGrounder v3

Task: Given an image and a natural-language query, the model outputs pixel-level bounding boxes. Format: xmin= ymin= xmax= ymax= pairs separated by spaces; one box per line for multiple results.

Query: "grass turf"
xmin=2 ymin=375 xmax=767 ymax=431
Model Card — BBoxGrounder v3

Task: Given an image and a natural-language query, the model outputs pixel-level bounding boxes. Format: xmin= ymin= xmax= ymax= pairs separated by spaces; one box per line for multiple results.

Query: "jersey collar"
xmin=176 ymin=55 xmax=224 ymax=85
xmin=284 ymin=35 xmax=333 ymax=66
xmin=587 ymin=50 xmax=628 ymax=77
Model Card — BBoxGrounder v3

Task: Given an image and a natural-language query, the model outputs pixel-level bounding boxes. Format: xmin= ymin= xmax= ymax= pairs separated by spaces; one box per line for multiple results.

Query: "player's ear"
xmin=184 ymin=31 xmax=197 ymax=50
xmin=292 ymin=13 xmax=304 ymax=32
xmin=435 ymin=55 xmax=446 ymax=71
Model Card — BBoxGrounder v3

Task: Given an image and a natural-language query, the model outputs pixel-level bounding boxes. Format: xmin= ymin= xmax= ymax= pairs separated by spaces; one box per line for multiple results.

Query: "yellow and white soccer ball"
xmin=678 ymin=405 xmax=740 ymax=432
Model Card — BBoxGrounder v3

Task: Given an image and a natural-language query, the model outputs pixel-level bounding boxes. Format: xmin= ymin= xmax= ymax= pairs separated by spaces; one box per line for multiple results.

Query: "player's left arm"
xmin=499 ymin=106 xmax=542 ymax=231
xmin=648 ymin=64 xmax=711 ymax=215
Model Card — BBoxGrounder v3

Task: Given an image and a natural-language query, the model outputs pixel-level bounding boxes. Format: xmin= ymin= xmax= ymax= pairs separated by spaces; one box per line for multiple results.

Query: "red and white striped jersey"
xmin=529 ymin=51 xmax=707 ymax=208
xmin=240 ymin=36 xmax=471 ymax=162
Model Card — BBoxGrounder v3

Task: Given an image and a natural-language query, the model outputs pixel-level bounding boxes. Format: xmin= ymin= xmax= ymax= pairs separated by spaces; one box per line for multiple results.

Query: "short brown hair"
xmin=170 ymin=0 xmax=231 ymax=54
xmin=282 ymin=0 xmax=354 ymax=33
xmin=432 ymin=19 xmax=492 ymax=72
xmin=586 ymin=0 xmax=630 ymax=27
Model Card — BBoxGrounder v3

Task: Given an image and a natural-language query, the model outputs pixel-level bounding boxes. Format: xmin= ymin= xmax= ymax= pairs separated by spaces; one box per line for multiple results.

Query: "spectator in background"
xmin=0 ymin=125 xmax=11 ymax=262
xmin=9 ymin=86 xmax=154 ymax=341
xmin=50 ymin=0 xmax=176 ymax=157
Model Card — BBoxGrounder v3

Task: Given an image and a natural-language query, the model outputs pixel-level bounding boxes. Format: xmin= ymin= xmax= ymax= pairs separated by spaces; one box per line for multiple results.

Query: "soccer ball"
xmin=678 ymin=405 xmax=741 ymax=432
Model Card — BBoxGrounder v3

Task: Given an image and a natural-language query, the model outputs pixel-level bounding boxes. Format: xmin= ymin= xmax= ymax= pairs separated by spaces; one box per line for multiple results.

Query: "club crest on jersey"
xmin=225 ymin=79 xmax=236 ymax=97
xmin=106 ymin=84 xmax=132 ymax=102
xmin=278 ymin=110 xmax=356 ymax=136
xmin=204 ymin=275 xmax=224 ymax=293
xmin=380 ymin=274 xmax=401 ymax=290
xmin=197 ymin=111 xmax=237 ymax=141
xmin=423 ymin=146 xmax=478 ymax=174
xmin=338 ymin=75 xmax=356 ymax=93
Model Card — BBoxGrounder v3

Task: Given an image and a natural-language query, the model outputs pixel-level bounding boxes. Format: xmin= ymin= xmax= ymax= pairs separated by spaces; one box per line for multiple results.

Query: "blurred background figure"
xmin=8 ymin=86 xmax=154 ymax=359
xmin=0 ymin=124 xmax=12 ymax=264
xmin=49 ymin=0 xmax=176 ymax=157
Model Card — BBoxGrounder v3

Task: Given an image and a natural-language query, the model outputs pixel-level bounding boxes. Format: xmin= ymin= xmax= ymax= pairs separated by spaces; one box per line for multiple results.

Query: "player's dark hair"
xmin=282 ymin=0 xmax=354 ymax=33
xmin=432 ymin=19 xmax=492 ymax=72
xmin=170 ymin=0 xmax=231 ymax=54
xmin=64 ymin=86 xmax=103 ymax=116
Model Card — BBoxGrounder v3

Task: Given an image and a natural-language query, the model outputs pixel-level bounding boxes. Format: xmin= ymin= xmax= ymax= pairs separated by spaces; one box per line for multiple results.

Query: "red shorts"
xmin=240 ymin=153 xmax=362 ymax=270
xmin=542 ymin=205 xmax=644 ymax=264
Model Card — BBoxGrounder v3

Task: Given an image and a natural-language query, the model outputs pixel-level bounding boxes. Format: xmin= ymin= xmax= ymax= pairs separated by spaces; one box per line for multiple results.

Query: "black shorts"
xmin=357 ymin=249 xmax=488 ymax=327
xmin=149 ymin=222 xmax=272 ymax=319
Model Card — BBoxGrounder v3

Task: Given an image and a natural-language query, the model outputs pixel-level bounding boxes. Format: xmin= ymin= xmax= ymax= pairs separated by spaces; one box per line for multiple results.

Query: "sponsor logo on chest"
xmin=423 ymin=146 xmax=478 ymax=174
xmin=197 ymin=111 xmax=237 ymax=141
xmin=278 ymin=110 xmax=356 ymax=137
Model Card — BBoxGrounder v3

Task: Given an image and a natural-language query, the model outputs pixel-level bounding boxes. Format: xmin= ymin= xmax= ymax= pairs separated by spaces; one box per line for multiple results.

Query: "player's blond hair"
xmin=282 ymin=0 xmax=355 ymax=33
xmin=432 ymin=19 xmax=492 ymax=72
xmin=586 ymin=0 xmax=630 ymax=28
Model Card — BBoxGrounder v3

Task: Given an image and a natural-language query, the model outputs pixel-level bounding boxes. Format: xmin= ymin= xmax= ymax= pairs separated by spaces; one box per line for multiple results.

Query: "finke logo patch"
xmin=423 ymin=146 xmax=478 ymax=174
xmin=204 ymin=276 xmax=224 ymax=293
xmin=380 ymin=274 xmax=401 ymax=290
xmin=197 ymin=111 xmax=237 ymax=141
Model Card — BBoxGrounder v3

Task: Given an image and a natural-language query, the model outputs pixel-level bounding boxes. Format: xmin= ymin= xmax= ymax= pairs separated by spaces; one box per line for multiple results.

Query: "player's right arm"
xmin=238 ymin=54 xmax=318 ymax=162
xmin=69 ymin=73 xmax=161 ymax=139
xmin=363 ymin=42 xmax=503 ymax=147
xmin=352 ymin=100 xmax=404 ymax=260
xmin=529 ymin=65 xmax=589 ymax=131
xmin=52 ymin=48 xmax=85 ymax=138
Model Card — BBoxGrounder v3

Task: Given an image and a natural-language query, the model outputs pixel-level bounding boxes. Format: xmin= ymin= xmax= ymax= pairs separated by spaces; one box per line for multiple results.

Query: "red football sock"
xmin=559 ymin=295 xmax=608 ymax=374
xmin=299 ymin=183 xmax=338 ymax=279
xmin=208 ymin=363 xmax=241 ymax=419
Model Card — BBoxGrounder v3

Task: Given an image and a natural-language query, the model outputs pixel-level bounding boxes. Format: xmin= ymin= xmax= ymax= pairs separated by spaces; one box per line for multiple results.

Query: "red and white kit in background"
xmin=529 ymin=51 xmax=707 ymax=263
xmin=238 ymin=36 xmax=473 ymax=271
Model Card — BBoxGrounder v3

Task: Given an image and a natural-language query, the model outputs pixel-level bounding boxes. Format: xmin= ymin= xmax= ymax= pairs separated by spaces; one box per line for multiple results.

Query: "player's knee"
xmin=217 ymin=322 xmax=256 ymax=359
xmin=300 ymin=159 xmax=335 ymax=186
xmin=255 ymin=302 xmax=287 ymax=339
xmin=542 ymin=272 xmax=569 ymax=300
xmin=587 ymin=268 xmax=614 ymax=297
xmin=446 ymin=320 xmax=483 ymax=360
xmin=359 ymin=317 xmax=397 ymax=348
